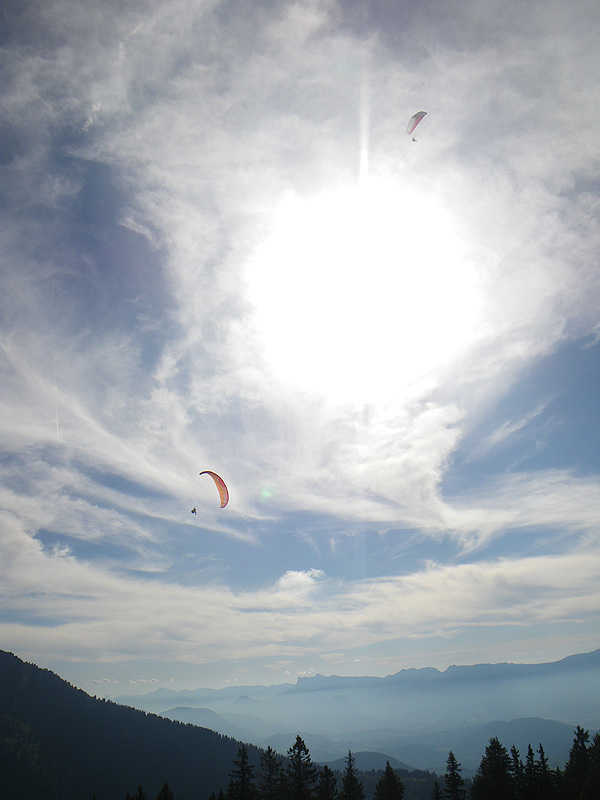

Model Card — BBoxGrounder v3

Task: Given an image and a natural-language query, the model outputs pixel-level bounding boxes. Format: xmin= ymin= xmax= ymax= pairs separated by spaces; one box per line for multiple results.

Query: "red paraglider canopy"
xmin=199 ymin=470 xmax=229 ymax=508
xmin=407 ymin=111 xmax=427 ymax=135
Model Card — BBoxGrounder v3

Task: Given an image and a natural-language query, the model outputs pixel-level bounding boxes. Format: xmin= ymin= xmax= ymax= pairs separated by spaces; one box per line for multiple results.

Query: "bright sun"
xmin=245 ymin=177 xmax=484 ymax=405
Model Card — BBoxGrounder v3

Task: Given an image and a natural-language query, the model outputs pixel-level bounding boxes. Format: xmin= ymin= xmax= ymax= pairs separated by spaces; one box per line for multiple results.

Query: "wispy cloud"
xmin=443 ymin=470 xmax=600 ymax=551
xmin=3 ymin=502 xmax=599 ymax=671
xmin=1 ymin=0 xmax=600 ymax=685
xmin=475 ymin=402 xmax=550 ymax=454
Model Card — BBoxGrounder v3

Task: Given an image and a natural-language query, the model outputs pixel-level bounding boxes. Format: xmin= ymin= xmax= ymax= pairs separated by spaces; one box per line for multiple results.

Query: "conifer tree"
xmin=373 ymin=760 xmax=404 ymax=800
xmin=470 ymin=737 xmax=513 ymax=800
xmin=552 ymin=765 xmax=563 ymax=799
xmin=260 ymin=746 xmax=283 ymax=800
xmin=535 ymin=743 xmax=556 ymax=798
xmin=339 ymin=751 xmax=364 ymax=800
xmin=443 ymin=751 xmax=464 ymax=800
xmin=277 ymin=764 xmax=290 ymax=800
xmin=431 ymin=779 xmax=442 ymax=800
xmin=317 ymin=764 xmax=338 ymax=800
xmin=522 ymin=744 xmax=536 ymax=800
xmin=563 ymin=725 xmax=590 ymax=799
xmin=509 ymin=745 xmax=523 ymax=799
xmin=581 ymin=732 xmax=600 ymax=800
xmin=287 ymin=735 xmax=317 ymax=800
xmin=228 ymin=744 xmax=258 ymax=800
xmin=155 ymin=784 xmax=174 ymax=800
xmin=535 ymin=743 xmax=548 ymax=775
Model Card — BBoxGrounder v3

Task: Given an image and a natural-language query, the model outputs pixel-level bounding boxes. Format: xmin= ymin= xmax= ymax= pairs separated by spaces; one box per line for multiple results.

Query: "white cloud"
xmin=4 ymin=0 xmax=599 ymax=527
xmin=443 ymin=470 xmax=600 ymax=549
xmin=2 ymin=0 xmax=600 ymax=682
xmin=475 ymin=402 xmax=549 ymax=454
xmin=2 ymin=504 xmax=599 ymax=669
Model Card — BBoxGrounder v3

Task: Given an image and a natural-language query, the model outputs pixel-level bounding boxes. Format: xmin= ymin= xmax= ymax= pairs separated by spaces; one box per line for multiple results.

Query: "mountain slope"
xmin=0 ymin=650 xmax=262 ymax=800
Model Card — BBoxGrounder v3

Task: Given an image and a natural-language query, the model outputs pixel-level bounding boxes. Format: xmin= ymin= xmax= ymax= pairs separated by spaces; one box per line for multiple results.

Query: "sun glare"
xmin=245 ymin=178 xmax=484 ymax=404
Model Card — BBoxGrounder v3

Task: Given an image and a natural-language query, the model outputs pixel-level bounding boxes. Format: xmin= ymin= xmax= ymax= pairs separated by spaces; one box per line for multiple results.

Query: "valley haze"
xmin=116 ymin=648 xmax=600 ymax=773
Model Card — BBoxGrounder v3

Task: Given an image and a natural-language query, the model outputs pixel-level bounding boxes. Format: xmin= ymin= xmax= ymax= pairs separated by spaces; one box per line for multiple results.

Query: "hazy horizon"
xmin=3 ymin=645 xmax=598 ymax=780
xmin=103 ymin=646 xmax=599 ymax=696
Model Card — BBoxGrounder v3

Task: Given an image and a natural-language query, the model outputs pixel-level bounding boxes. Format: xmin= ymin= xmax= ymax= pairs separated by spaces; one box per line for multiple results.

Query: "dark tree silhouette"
xmin=317 ymin=765 xmax=338 ymax=800
xmin=431 ymin=778 xmax=442 ymax=800
xmin=155 ymin=784 xmax=174 ymax=800
xmin=260 ymin=746 xmax=283 ymax=800
xmin=581 ymin=732 xmax=600 ymax=800
xmin=277 ymin=765 xmax=290 ymax=800
xmin=287 ymin=736 xmax=317 ymax=800
xmin=443 ymin=751 xmax=464 ymax=800
xmin=535 ymin=742 xmax=557 ymax=798
xmin=563 ymin=725 xmax=590 ymax=799
xmin=470 ymin=737 xmax=513 ymax=800
xmin=522 ymin=744 xmax=536 ymax=800
xmin=228 ymin=745 xmax=257 ymax=800
xmin=509 ymin=745 xmax=523 ymax=799
xmin=373 ymin=760 xmax=404 ymax=800
xmin=339 ymin=751 xmax=364 ymax=800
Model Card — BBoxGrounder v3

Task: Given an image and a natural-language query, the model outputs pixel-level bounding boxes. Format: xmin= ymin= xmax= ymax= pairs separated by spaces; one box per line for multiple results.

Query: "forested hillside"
xmin=0 ymin=650 xmax=261 ymax=799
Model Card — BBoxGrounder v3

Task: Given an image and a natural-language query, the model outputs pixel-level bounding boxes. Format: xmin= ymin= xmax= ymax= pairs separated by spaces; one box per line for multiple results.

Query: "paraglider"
xmin=198 ymin=470 xmax=229 ymax=508
xmin=407 ymin=111 xmax=427 ymax=141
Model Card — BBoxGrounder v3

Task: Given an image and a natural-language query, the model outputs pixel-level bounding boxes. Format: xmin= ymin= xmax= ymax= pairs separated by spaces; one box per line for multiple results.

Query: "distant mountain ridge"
xmin=113 ymin=647 xmax=600 ymax=775
xmin=116 ymin=648 xmax=600 ymax=736
xmin=293 ymin=649 xmax=600 ymax=691
xmin=117 ymin=649 xmax=600 ymax=707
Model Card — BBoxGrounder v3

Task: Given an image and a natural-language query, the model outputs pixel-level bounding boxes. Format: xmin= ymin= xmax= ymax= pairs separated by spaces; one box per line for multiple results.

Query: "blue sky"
xmin=1 ymin=0 xmax=599 ymax=696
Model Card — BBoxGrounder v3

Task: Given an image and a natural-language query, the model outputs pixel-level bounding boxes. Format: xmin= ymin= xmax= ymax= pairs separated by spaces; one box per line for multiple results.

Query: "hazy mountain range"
xmin=0 ymin=650 xmax=439 ymax=799
xmin=2 ymin=647 xmax=598 ymax=797
xmin=118 ymin=649 xmax=600 ymax=773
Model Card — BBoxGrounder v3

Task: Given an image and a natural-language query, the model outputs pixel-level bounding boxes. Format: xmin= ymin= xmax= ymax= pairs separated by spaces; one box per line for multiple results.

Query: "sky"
xmin=1 ymin=0 xmax=600 ymax=697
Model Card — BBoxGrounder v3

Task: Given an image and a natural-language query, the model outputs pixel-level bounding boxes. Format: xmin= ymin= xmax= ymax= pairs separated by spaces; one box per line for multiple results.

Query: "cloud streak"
xmin=1 ymin=0 xmax=600 ymax=685
xmin=3 ymin=502 xmax=599 ymax=671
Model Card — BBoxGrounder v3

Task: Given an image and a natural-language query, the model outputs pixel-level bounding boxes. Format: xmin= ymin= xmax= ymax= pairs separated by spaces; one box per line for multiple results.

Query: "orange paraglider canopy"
xmin=199 ymin=470 xmax=229 ymax=508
